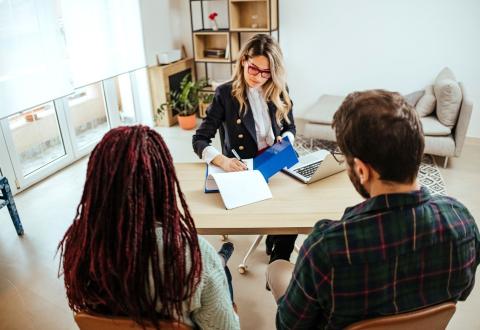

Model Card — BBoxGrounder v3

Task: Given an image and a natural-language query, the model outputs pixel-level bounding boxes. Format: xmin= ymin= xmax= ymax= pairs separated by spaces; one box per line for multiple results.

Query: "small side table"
xmin=0 ymin=176 xmax=24 ymax=235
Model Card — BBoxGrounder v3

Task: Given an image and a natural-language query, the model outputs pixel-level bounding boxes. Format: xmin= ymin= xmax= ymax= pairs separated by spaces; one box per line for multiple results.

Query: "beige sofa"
xmin=302 ymin=83 xmax=472 ymax=168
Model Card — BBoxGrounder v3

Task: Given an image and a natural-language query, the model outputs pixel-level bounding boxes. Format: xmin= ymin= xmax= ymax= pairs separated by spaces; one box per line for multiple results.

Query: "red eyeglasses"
xmin=247 ymin=61 xmax=271 ymax=79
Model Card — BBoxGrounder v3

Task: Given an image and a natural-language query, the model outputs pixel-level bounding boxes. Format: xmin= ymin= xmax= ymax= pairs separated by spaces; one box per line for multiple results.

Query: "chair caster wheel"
xmin=238 ymin=264 xmax=247 ymax=274
xmin=221 ymin=235 xmax=228 ymax=241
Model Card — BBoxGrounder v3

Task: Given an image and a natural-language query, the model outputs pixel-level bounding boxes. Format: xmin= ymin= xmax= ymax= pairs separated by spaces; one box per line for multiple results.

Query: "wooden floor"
xmin=1 ymin=125 xmax=479 ymax=330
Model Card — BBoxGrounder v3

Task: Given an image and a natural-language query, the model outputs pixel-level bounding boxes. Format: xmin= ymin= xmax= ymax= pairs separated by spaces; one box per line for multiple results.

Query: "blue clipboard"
xmin=253 ymin=137 xmax=298 ymax=182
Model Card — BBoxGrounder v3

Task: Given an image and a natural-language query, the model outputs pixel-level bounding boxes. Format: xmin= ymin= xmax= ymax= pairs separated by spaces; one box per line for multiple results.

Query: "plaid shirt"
xmin=277 ymin=187 xmax=480 ymax=329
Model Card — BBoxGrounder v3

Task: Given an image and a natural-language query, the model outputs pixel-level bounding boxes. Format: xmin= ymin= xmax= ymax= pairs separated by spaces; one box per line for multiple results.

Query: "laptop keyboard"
xmin=294 ymin=161 xmax=322 ymax=179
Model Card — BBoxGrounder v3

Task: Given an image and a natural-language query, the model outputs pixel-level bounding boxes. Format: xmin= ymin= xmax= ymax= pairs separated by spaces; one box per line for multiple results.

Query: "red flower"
xmin=208 ymin=12 xmax=218 ymax=20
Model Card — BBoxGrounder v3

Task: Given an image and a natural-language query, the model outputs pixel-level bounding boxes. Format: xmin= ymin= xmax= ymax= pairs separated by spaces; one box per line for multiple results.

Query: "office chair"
xmin=0 ymin=171 xmax=24 ymax=236
xmin=74 ymin=311 xmax=193 ymax=330
xmin=345 ymin=302 xmax=456 ymax=330
xmin=237 ymin=234 xmax=264 ymax=274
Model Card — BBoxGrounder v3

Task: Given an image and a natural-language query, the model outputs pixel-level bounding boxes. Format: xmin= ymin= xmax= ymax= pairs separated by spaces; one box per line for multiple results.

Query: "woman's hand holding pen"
xmin=212 ymin=154 xmax=248 ymax=172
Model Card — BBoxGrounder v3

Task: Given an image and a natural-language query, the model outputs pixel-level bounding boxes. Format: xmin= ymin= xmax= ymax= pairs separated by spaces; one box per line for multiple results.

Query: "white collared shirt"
xmin=247 ymin=86 xmax=275 ymax=150
xmin=202 ymin=87 xmax=294 ymax=163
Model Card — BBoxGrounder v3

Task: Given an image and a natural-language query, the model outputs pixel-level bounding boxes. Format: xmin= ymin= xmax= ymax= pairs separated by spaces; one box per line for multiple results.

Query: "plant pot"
xmin=177 ymin=114 xmax=197 ymax=130
xmin=25 ymin=113 xmax=37 ymax=122
xmin=198 ymin=102 xmax=211 ymax=118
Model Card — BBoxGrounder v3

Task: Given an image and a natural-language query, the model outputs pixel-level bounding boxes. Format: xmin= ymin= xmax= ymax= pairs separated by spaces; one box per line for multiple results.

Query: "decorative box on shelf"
xmin=156 ymin=49 xmax=182 ymax=65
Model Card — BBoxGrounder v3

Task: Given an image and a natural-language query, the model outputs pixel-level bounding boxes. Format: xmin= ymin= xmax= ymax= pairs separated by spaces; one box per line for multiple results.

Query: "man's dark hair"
xmin=332 ymin=89 xmax=424 ymax=183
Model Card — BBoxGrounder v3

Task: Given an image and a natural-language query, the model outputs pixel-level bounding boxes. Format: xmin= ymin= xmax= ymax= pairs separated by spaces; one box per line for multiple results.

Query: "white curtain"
xmin=61 ymin=0 xmax=146 ymax=88
xmin=0 ymin=0 xmax=146 ymax=118
xmin=0 ymin=0 xmax=73 ymax=119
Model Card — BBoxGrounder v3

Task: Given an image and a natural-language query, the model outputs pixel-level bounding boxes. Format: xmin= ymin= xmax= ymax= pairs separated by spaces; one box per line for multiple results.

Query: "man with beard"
xmin=266 ymin=90 xmax=480 ymax=329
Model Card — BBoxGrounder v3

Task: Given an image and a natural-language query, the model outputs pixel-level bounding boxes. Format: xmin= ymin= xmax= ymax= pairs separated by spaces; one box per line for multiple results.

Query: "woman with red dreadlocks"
xmin=58 ymin=125 xmax=240 ymax=329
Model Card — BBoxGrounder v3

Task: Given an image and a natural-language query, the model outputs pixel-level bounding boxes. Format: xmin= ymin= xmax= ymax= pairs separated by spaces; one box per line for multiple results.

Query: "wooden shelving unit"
xmin=188 ymin=0 xmax=279 ymax=118
xmin=229 ymin=0 xmax=277 ymax=31
xmin=193 ymin=31 xmax=240 ymax=63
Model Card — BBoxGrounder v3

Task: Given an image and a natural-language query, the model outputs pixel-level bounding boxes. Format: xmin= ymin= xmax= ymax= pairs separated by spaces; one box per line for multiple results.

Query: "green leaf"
xmin=157 ymin=73 xmax=210 ymax=117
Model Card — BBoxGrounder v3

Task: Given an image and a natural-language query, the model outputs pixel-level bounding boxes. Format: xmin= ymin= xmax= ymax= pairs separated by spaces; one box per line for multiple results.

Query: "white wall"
xmin=139 ymin=0 xmax=178 ymax=66
xmin=139 ymin=0 xmax=207 ymax=66
xmin=138 ymin=0 xmax=192 ymax=126
xmin=153 ymin=0 xmax=480 ymax=137
xmin=281 ymin=0 xmax=480 ymax=137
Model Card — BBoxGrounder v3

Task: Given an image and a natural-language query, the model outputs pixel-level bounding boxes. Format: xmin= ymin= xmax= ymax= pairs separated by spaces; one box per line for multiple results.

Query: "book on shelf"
xmin=203 ymin=48 xmax=226 ymax=58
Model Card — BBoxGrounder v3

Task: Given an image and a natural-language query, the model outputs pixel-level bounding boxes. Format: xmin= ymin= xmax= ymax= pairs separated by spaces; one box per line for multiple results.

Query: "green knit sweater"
xmin=154 ymin=229 xmax=240 ymax=330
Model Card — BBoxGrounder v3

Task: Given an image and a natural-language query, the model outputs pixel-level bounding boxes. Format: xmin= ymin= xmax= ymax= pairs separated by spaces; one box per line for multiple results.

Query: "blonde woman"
xmin=193 ymin=34 xmax=297 ymax=263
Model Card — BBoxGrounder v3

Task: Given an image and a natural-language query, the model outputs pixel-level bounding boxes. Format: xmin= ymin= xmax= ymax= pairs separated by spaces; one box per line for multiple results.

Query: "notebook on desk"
xmin=205 ymin=159 xmax=272 ymax=209
xmin=205 ymin=159 xmax=254 ymax=193
xmin=282 ymin=150 xmax=346 ymax=184
xmin=203 ymin=139 xmax=298 ymax=209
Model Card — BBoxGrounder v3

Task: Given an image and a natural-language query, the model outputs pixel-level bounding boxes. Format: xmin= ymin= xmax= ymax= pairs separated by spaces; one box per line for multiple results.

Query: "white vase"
xmin=251 ymin=14 xmax=259 ymax=28
xmin=211 ymin=19 xmax=219 ymax=31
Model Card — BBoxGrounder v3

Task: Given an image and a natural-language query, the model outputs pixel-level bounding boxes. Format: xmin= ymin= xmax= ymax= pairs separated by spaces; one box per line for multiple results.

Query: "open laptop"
xmin=283 ymin=149 xmax=346 ymax=184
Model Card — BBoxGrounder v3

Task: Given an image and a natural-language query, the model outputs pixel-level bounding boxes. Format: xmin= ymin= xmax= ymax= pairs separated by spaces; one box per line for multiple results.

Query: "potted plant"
xmin=198 ymin=92 xmax=214 ymax=118
xmin=158 ymin=74 xmax=207 ymax=130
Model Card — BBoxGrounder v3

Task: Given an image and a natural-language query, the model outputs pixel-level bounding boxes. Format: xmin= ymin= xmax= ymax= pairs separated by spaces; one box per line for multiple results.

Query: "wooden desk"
xmin=175 ymin=163 xmax=362 ymax=235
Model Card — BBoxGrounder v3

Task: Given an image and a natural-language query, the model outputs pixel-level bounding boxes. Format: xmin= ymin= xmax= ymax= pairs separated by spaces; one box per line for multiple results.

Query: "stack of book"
xmin=204 ymin=48 xmax=226 ymax=58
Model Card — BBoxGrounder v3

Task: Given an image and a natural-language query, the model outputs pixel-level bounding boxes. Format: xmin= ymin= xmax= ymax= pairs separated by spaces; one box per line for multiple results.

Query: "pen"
xmin=231 ymin=149 xmax=246 ymax=165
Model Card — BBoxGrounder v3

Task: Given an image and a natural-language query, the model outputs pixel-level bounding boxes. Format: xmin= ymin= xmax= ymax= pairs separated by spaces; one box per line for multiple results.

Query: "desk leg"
xmin=238 ymin=235 xmax=264 ymax=274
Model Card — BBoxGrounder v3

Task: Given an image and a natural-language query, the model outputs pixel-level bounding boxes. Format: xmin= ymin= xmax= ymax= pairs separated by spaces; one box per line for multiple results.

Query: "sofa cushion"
xmin=415 ymin=85 xmax=436 ymax=117
xmin=303 ymin=95 xmax=345 ymax=124
xmin=304 ymin=122 xmax=336 ymax=142
xmin=420 ymin=116 xmax=451 ymax=136
xmin=424 ymin=135 xmax=455 ymax=157
xmin=404 ymin=90 xmax=424 ymax=107
xmin=434 ymin=67 xmax=462 ymax=127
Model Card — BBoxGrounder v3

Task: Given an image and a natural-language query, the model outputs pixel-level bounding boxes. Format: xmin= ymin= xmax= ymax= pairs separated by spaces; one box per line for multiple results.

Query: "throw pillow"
xmin=433 ymin=67 xmax=462 ymax=127
xmin=416 ymin=85 xmax=436 ymax=117
xmin=404 ymin=90 xmax=425 ymax=107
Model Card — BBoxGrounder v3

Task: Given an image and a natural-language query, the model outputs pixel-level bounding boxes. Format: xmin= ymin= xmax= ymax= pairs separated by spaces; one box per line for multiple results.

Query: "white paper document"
xmin=210 ymin=170 xmax=272 ymax=209
xmin=205 ymin=159 xmax=272 ymax=209
xmin=205 ymin=159 xmax=254 ymax=192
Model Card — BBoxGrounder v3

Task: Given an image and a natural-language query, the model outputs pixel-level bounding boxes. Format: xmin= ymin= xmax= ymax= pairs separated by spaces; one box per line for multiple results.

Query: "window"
xmin=67 ymin=83 xmax=110 ymax=149
xmin=0 ymin=0 xmax=72 ymax=118
xmin=0 ymin=1 xmax=151 ymax=193
xmin=7 ymin=102 xmax=66 ymax=176
xmin=114 ymin=73 xmax=136 ymax=125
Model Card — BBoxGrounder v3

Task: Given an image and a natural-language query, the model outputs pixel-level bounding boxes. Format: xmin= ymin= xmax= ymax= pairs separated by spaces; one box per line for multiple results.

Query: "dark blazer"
xmin=192 ymin=81 xmax=296 ymax=159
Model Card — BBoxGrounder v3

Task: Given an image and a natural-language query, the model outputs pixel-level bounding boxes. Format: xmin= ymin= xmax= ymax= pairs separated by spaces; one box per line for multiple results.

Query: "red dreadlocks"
xmin=57 ymin=125 xmax=202 ymax=328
